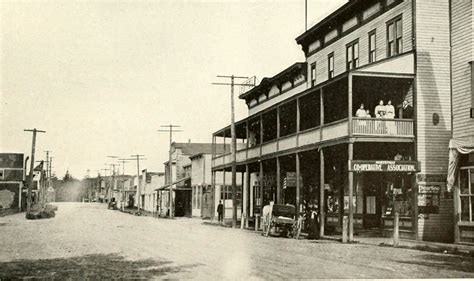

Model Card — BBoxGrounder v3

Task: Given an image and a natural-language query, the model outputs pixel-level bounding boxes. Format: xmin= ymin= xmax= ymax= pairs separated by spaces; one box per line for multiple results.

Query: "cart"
xmin=262 ymin=204 xmax=301 ymax=238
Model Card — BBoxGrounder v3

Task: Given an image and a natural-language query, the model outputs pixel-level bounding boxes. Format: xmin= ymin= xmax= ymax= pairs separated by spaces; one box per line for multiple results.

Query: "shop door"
xmin=363 ymin=173 xmax=383 ymax=229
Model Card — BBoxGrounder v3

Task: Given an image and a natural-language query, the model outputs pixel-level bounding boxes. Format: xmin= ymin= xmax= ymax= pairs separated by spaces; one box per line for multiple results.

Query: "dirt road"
xmin=0 ymin=203 xmax=473 ymax=279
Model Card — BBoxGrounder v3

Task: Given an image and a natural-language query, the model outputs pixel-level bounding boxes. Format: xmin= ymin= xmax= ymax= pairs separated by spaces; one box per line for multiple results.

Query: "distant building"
xmin=0 ymin=153 xmax=24 ymax=212
xmin=157 ymin=142 xmax=228 ymax=217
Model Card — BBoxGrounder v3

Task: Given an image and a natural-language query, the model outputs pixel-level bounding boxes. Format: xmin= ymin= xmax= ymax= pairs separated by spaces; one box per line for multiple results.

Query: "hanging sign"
xmin=349 ymin=160 xmax=419 ymax=172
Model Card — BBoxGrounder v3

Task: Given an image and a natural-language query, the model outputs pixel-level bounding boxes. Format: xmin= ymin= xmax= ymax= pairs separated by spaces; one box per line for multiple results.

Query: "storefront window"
xmin=459 ymin=168 xmax=474 ymax=222
xmin=382 ymin=175 xmax=413 ymax=217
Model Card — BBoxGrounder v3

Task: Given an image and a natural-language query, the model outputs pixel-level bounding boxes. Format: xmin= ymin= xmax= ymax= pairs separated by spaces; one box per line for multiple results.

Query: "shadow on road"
xmin=0 ymin=253 xmax=202 ymax=279
xmin=392 ymin=254 xmax=474 ymax=273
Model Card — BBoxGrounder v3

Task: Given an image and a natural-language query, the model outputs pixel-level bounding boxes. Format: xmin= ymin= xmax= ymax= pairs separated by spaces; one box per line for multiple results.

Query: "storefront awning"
xmin=447 ymin=137 xmax=474 ymax=191
xmin=156 ymin=176 xmax=191 ymax=191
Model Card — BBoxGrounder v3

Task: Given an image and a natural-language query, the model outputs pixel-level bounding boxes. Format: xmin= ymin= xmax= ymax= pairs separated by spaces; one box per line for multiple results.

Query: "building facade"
xmin=447 ymin=0 xmax=474 ymax=244
xmin=212 ymin=0 xmax=471 ymax=242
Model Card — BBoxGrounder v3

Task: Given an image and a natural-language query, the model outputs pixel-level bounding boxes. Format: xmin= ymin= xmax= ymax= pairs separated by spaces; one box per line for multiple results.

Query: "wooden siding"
xmin=306 ymin=0 xmax=413 ymax=88
xmin=415 ymin=0 xmax=452 ymax=176
xmin=415 ymin=0 xmax=453 ymax=243
xmin=452 ymin=0 xmax=473 ymax=138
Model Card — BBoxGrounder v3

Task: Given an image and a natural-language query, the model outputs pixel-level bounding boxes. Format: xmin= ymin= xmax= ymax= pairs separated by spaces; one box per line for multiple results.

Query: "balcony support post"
xmin=244 ymin=164 xmax=250 ymax=228
xmin=296 ymin=152 xmax=301 ymax=218
xmin=211 ymin=170 xmax=216 ymax=221
xmin=276 ymin=157 xmax=281 ymax=204
xmin=348 ymin=73 xmax=353 ymax=137
xmin=348 ymin=142 xmax=354 ymax=242
xmin=319 ymin=148 xmax=325 ymax=238
xmin=222 ymin=168 xmax=226 ymax=224
xmin=259 ymin=160 xmax=264 ymax=215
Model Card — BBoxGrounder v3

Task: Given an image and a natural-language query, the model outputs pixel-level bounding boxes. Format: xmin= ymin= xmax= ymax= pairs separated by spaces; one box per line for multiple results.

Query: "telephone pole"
xmin=24 ymin=128 xmax=46 ymax=216
xmin=212 ymin=75 xmax=255 ymax=228
xmin=107 ymin=156 xmax=119 ymax=203
xmin=118 ymin=158 xmax=129 ymax=176
xmin=101 ymin=168 xmax=110 ymax=201
xmin=158 ymin=125 xmax=182 ymax=219
xmin=109 ymin=163 xmax=119 ymax=203
xmin=44 ymin=151 xmax=52 ymax=205
xmin=130 ymin=154 xmax=146 ymax=212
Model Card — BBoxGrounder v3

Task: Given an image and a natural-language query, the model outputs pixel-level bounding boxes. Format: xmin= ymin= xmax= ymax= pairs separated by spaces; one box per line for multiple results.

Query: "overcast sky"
xmin=1 ymin=0 xmax=346 ymax=179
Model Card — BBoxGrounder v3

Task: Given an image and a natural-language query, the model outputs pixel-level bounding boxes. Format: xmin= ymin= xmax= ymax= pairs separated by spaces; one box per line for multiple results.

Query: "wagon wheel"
xmin=293 ymin=216 xmax=303 ymax=239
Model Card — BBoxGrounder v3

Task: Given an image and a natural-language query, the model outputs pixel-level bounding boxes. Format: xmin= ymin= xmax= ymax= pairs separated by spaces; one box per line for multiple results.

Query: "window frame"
xmin=310 ymin=62 xmax=317 ymax=87
xmin=328 ymin=52 xmax=335 ymax=79
xmin=459 ymin=167 xmax=474 ymax=222
xmin=387 ymin=15 xmax=403 ymax=57
xmin=346 ymin=39 xmax=359 ymax=71
xmin=368 ymin=29 xmax=377 ymax=63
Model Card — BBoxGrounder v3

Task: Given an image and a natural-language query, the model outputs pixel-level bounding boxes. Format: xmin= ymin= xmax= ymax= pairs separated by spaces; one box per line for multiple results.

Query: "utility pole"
xmin=107 ymin=155 xmax=119 ymax=203
xmin=109 ymin=164 xmax=119 ymax=203
xmin=24 ymin=128 xmax=46 ymax=216
xmin=118 ymin=158 xmax=129 ymax=176
xmin=118 ymin=158 xmax=129 ymax=210
xmin=212 ymin=75 xmax=255 ymax=228
xmin=130 ymin=154 xmax=146 ymax=212
xmin=158 ymin=125 xmax=182 ymax=219
xmin=101 ymin=168 xmax=110 ymax=202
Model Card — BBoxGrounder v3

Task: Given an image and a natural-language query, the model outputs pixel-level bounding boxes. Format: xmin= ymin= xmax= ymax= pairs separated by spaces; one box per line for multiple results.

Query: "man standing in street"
xmin=217 ymin=200 xmax=224 ymax=223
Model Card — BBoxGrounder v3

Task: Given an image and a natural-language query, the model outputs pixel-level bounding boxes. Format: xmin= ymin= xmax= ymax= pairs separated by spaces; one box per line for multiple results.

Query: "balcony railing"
xmin=352 ymin=118 xmax=414 ymax=137
xmin=213 ymin=118 xmax=414 ymax=168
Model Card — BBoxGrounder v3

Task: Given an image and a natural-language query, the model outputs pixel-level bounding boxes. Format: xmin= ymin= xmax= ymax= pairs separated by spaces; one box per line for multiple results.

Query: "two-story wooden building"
xmin=211 ymin=0 xmax=468 ymax=242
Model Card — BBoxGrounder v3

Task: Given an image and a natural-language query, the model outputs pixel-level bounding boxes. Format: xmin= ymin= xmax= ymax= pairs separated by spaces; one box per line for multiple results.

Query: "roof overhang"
xmin=352 ymin=52 xmax=415 ymax=77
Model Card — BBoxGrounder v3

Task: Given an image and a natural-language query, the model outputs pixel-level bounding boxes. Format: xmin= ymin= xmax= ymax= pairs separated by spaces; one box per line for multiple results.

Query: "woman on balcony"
xmin=385 ymin=100 xmax=396 ymax=134
xmin=355 ymin=104 xmax=367 ymax=133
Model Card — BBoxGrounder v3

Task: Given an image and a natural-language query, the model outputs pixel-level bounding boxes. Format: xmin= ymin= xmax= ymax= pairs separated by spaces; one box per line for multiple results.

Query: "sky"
xmin=0 ymin=0 xmax=346 ymax=179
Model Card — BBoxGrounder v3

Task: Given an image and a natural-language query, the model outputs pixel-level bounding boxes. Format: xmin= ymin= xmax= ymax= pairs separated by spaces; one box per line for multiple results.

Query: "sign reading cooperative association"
xmin=349 ymin=160 xmax=419 ymax=172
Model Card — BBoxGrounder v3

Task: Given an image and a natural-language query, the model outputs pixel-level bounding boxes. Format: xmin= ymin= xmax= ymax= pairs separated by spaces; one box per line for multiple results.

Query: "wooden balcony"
xmin=352 ymin=118 xmax=414 ymax=137
xmin=213 ymin=118 xmax=414 ymax=169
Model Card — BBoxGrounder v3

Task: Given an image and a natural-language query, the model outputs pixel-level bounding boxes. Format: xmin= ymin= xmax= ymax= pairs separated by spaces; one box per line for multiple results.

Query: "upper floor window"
xmin=369 ymin=30 xmax=377 ymax=63
xmin=328 ymin=53 xmax=334 ymax=79
xmin=310 ymin=62 xmax=317 ymax=87
xmin=387 ymin=16 xmax=403 ymax=57
xmin=346 ymin=40 xmax=359 ymax=70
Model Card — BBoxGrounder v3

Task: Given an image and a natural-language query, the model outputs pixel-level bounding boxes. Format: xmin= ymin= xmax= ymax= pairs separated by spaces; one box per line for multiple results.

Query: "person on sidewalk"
xmin=217 ymin=200 xmax=224 ymax=223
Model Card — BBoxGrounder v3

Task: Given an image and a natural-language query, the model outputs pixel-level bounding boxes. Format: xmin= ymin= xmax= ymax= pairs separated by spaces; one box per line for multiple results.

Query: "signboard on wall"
xmin=0 ymin=154 xmax=24 ymax=182
xmin=349 ymin=160 xmax=419 ymax=173
xmin=0 ymin=154 xmax=24 ymax=169
xmin=418 ymin=184 xmax=441 ymax=214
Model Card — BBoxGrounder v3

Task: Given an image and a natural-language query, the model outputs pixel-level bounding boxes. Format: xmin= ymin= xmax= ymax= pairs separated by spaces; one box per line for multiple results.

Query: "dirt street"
xmin=0 ymin=203 xmax=473 ymax=279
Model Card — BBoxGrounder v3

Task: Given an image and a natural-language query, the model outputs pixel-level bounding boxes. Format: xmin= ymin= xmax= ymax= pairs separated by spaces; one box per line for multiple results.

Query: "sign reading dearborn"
xmin=349 ymin=160 xmax=419 ymax=172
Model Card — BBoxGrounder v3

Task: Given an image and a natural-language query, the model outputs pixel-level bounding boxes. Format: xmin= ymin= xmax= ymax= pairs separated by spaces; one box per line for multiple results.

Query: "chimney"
xmin=188 ymin=139 xmax=191 ymax=143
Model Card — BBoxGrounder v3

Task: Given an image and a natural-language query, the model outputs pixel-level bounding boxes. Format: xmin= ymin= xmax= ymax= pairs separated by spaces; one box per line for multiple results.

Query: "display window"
xmin=459 ymin=168 xmax=474 ymax=222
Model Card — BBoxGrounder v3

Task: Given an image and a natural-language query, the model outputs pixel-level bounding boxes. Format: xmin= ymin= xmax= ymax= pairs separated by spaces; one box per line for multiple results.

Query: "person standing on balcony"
xmin=375 ymin=100 xmax=386 ymax=118
xmin=402 ymin=100 xmax=413 ymax=119
xmin=385 ymin=100 xmax=396 ymax=134
xmin=355 ymin=104 xmax=367 ymax=133
xmin=375 ymin=100 xmax=386 ymax=133
xmin=356 ymin=103 xmax=367 ymax=117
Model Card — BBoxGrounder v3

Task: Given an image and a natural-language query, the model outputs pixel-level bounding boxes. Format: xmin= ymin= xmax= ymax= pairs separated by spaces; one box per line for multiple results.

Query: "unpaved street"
xmin=1 ymin=203 xmax=473 ymax=279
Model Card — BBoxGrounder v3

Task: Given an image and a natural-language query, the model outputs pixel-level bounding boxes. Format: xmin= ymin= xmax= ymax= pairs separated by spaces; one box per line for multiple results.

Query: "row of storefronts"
xmin=211 ymin=0 xmax=473 ymax=244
